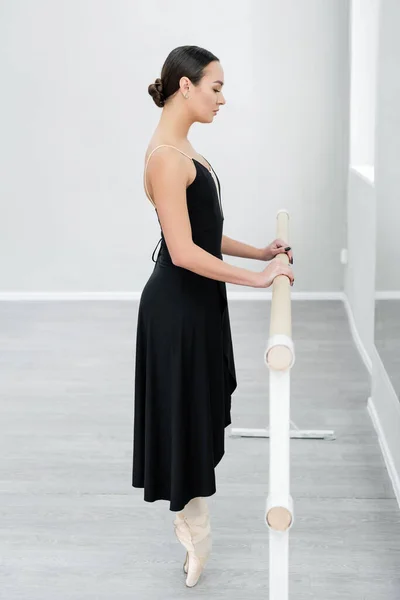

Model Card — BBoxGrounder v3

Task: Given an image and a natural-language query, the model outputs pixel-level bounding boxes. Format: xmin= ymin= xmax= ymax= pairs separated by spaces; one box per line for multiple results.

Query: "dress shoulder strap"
xmin=143 ymin=144 xmax=193 ymax=208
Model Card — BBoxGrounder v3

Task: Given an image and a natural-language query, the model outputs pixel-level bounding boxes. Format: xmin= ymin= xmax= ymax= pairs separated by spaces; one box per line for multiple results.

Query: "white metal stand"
xmin=230 ymin=331 xmax=335 ymax=440
xmin=230 ymin=423 xmax=335 ymax=440
xmin=228 ymin=336 xmax=335 ymax=599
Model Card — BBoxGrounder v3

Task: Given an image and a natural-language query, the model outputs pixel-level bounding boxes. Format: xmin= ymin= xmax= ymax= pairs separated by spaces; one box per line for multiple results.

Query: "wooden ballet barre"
xmin=265 ymin=210 xmax=294 ymax=371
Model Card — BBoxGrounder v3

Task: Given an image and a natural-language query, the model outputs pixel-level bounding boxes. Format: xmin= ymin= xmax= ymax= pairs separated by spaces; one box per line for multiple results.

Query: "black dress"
xmin=132 ymin=145 xmax=237 ymax=512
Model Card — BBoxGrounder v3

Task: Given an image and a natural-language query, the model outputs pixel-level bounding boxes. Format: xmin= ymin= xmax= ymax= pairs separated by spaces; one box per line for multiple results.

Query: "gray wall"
xmin=374 ymin=0 xmax=400 ymax=292
xmin=0 ymin=0 xmax=349 ymax=294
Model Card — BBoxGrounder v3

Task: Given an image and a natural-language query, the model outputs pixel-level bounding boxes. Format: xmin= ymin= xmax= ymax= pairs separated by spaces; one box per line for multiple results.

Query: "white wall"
xmin=346 ymin=0 xmax=400 ymax=505
xmin=345 ymin=170 xmax=376 ymax=362
xmin=0 ymin=0 xmax=349 ymax=294
xmin=249 ymin=0 xmax=350 ymax=293
xmin=344 ymin=0 xmax=379 ymax=360
xmin=350 ymin=0 xmax=380 ymax=167
xmin=370 ymin=0 xmax=400 ymax=505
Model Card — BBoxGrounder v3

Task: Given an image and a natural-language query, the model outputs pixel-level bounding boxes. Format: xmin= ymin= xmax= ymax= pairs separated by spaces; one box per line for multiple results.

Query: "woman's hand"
xmin=253 ymin=256 xmax=295 ymax=288
xmin=259 ymin=238 xmax=293 ymax=264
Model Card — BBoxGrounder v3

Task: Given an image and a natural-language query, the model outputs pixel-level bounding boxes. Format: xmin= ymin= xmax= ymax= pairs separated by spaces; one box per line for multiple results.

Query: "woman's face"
xmin=184 ymin=61 xmax=226 ymax=124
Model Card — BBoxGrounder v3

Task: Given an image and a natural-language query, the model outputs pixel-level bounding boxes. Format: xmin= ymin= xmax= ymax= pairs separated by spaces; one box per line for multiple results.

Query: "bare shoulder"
xmin=145 ymin=143 xmax=180 ymax=165
xmin=144 ymin=143 xmax=195 ymax=186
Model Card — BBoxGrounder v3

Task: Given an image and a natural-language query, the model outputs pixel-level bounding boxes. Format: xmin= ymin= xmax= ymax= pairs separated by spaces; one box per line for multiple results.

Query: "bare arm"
xmin=176 ymin=244 xmax=259 ymax=286
xmin=221 ymin=234 xmax=262 ymax=260
xmin=148 ymin=148 xmax=260 ymax=288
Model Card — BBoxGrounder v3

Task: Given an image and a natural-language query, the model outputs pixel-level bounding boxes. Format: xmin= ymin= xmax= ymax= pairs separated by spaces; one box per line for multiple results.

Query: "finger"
xmin=283 ymin=245 xmax=293 ymax=264
xmin=280 ymin=273 xmax=293 ymax=285
xmin=284 ymin=266 xmax=294 ymax=283
xmin=277 ymin=268 xmax=294 ymax=284
xmin=275 ymin=247 xmax=291 ymax=261
xmin=277 ymin=242 xmax=291 ymax=257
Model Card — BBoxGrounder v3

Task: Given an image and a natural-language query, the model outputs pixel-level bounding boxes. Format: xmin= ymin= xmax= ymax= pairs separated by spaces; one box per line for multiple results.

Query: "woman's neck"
xmin=157 ymin=103 xmax=193 ymax=142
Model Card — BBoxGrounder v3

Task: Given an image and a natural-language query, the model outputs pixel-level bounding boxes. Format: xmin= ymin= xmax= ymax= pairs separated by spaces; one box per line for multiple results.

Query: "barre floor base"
xmin=229 ymin=426 xmax=336 ymax=440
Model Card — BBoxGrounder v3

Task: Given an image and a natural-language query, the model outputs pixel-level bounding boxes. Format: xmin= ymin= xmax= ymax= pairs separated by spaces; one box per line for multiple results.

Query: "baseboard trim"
xmin=0 ymin=292 xmax=141 ymax=301
xmin=342 ymin=302 xmax=400 ymax=508
xmin=0 ymin=290 xmax=395 ymax=303
xmin=367 ymin=395 xmax=400 ymax=509
xmin=375 ymin=291 xmax=400 ymax=300
xmin=342 ymin=295 xmax=372 ymax=374
xmin=0 ymin=291 xmax=345 ymax=302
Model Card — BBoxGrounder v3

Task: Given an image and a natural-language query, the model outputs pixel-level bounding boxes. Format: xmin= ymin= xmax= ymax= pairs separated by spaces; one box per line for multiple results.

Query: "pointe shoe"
xmin=174 ymin=509 xmax=211 ymax=588
xmin=185 ymin=551 xmax=208 ymax=588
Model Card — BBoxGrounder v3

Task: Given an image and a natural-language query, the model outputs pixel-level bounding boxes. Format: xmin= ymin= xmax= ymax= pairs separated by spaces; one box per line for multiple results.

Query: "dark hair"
xmin=148 ymin=45 xmax=219 ymax=108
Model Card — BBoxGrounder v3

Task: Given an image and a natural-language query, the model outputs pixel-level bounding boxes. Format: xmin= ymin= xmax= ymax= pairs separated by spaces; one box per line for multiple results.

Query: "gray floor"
xmin=1 ymin=300 xmax=399 ymax=599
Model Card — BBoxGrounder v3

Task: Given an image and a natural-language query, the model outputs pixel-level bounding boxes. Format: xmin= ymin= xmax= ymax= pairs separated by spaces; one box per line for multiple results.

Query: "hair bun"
xmin=148 ymin=77 xmax=165 ymax=108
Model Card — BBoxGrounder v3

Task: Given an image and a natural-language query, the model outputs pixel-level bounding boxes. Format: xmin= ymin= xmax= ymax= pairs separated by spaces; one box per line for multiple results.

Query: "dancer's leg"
xmin=173 ymin=497 xmax=212 ymax=587
xmin=182 ymin=496 xmax=207 ymax=518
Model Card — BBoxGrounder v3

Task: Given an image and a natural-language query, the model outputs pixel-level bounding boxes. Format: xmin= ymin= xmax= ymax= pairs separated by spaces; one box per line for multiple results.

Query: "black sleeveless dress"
xmin=132 ymin=153 xmax=237 ymax=512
